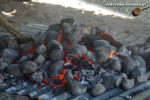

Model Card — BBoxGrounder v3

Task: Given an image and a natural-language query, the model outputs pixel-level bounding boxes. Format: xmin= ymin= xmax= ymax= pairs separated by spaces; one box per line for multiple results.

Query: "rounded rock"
xmin=91 ymin=83 xmax=106 ymax=96
xmin=93 ymin=40 xmax=109 ymax=47
xmin=50 ymin=49 xmax=64 ymax=61
xmin=96 ymin=51 xmax=109 ymax=63
xmin=34 ymin=55 xmax=45 ymax=64
xmin=0 ymin=62 xmax=8 ymax=70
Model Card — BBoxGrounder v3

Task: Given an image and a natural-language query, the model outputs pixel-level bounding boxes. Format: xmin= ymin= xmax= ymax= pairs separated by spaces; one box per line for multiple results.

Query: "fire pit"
xmin=0 ymin=18 xmax=150 ymax=100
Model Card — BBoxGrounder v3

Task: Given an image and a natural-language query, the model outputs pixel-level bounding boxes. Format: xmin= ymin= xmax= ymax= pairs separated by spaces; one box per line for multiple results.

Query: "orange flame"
xmin=28 ymin=45 xmax=36 ymax=54
xmin=109 ymin=50 xmax=115 ymax=58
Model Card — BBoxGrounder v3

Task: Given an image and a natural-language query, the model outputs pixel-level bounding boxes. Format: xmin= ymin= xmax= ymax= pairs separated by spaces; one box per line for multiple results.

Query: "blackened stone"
xmin=46 ymin=31 xmax=59 ymax=42
xmin=5 ymin=64 xmax=23 ymax=76
xmin=96 ymin=51 xmax=109 ymax=63
xmin=7 ymin=39 xmax=18 ymax=49
xmin=93 ymin=40 xmax=109 ymax=47
xmin=1 ymin=48 xmax=19 ymax=61
xmin=136 ymin=74 xmax=148 ymax=83
xmin=82 ymin=34 xmax=101 ymax=46
xmin=50 ymin=49 xmax=64 ymax=61
xmin=121 ymin=56 xmax=135 ymax=75
xmin=22 ymin=61 xmax=38 ymax=74
xmin=34 ymin=55 xmax=45 ymax=64
xmin=91 ymin=83 xmax=106 ymax=96
xmin=48 ymin=60 xmax=64 ymax=77
xmin=113 ymin=74 xmax=123 ymax=87
xmin=47 ymin=40 xmax=62 ymax=51
xmin=0 ymin=62 xmax=8 ymax=70
xmin=20 ymin=44 xmax=31 ymax=54
xmin=67 ymin=44 xmax=87 ymax=56
xmin=86 ymin=51 xmax=97 ymax=62
xmin=30 ymin=72 xmax=43 ymax=82
xmin=61 ymin=18 xmax=75 ymax=30
xmin=121 ymin=78 xmax=134 ymax=90
xmin=67 ymin=79 xmax=87 ymax=96
xmin=36 ymin=44 xmax=47 ymax=54
xmin=17 ymin=56 xmax=28 ymax=63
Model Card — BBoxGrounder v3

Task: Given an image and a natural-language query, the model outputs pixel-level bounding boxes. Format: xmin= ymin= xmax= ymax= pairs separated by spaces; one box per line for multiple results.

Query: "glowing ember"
xmin=82 ymin=54 xmax=96 ymax=64
xmin=28 ymin=45 xmax=36 ymax=54
xmin=109 ymin=50 xmax=115 ymax=58
xmin=57 ymin=31 xmax=63 ymax=43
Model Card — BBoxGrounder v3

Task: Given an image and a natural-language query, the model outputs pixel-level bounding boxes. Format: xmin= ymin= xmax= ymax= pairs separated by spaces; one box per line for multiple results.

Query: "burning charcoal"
xmin=5 ymin=64 xmax=23 ymax=76
xmin=67 ymin=44 xmax=87 ymax=56
xmin=48 ymin=60 xmax=64 ymax=77
xmin=22 ymin=61 xmax=38 ymax=74
xmin=93 ymin=40 xmax=109 ymax=47
xmin=91 ymin=83 xmax=106 ymax=96
xmin=0 ymin=62 xmax=8 ymax=70
xmin=121 ymin=78 xmax=134 ymax=90
xmin=61 ymin=18 xmax=76 ymax=30
xmin=17 ymin=56 xmax=28 ymax=63
xmin=34 ymin=55 xmax=45 ymax=64
xmin=36 ymin=44 xmax=47 ymax=54
xmin=82 ymin=34 xmax=101 ymax=46
xmin=96 ymin=51 xmax=109 ymax=63
xmin=47 ymin=40 xmax=63 ymax=51
xmin=86 ymin=51 xmax=96 ymax=62
xmin=20 ymin=44 xmax=32 ymax=54
xmin=135 ymin=74 xmax=148 ymax=83
xmin=67 ymin=79 xmax=87 ymax=96
xmin=30 ymin=72 xmax=43 ymax=82
xmin=81 ymin=69 xmax=94 ymax=76
xmin=1 ymin=48 xmax=19 ymax=63
xmin=32 ymin=31 xmax=46 ymax=46
xmin=7 ymin=38 xmax=18 ymax=49
xmin=50 ymin=49 xmax=64 ymax=61
xmin=46 ymin=31 xmax=59 ymax=42
xmin=121 ymin=56 xmax=136 ymax=75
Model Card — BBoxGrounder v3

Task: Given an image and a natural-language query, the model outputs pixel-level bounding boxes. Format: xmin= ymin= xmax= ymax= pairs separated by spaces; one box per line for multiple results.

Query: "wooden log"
xmin=0 ymin=15 xmax=31 ymax=42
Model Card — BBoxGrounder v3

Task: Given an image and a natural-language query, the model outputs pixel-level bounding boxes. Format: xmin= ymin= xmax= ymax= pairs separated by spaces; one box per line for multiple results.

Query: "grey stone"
xmin=102 ymin=75 xmax=114 ymax=90
xmin=67 ymin=79 xmax=87 ymax=96
xmin=136 ymin=74 xmax=148 ymax=83
xmin=96 ymin=51 xmax=109 ymax=63
xmin=121 ymin=56 xmax=135 ymax=75
xmin=34 ymin=55 xmax=45 ymax=64
xmin=91 ymin=83 xmax=106 ymax=96
xmin=20 ymin=44 xmax=32 ymax=54
xmin=30 ymin=72 xmax=43 ymax=82
xmin=48 ymin=60 xmax=64 ymax=77
xmin=121 ymin=78 xmax=134 ymax=90
xmin=36 ymin=44 xmax=47 ymax=54
xmin=0 ymin=57 xmax=12 ymax=64
xmin=127 ymin=45 xmax=145 ymax=55
xmin=50 ymin=49 xmax=64 ymax=61
xmin=22 ymin=61 xmax=38 ymax=74
xmin=67 ymin=44 xmax=87 ymax=56
xmin=111 ymin=59 xmax=122 ymax=72
xmin=1 ymin=48 xmax=19 ymax=61
xmin=86 ymin=51 xmax=97 ymax=62
xmin=0 ymin=62 xmax=8 ymax=70
xmin=94 ymin=45 xmax=117 ymax=54
xmin=47 ymin=40 xmax=62 ymax=51
xmin=46 ymin=31 xmax=59 ymax=42
xmin=5 ymin=64 xmax=23 ymax=76
xmin=7 ymin=39 xmax=18 ymax=49
xmin=17 ymin=56 xmax=28 ymax=63
xmin=118 ymin=46 xmax=131 ymax=56
xmin=93 ymin=40 xmax=109 ymax=47
xmin=61 ymin=18 xmax=76 ymax=31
